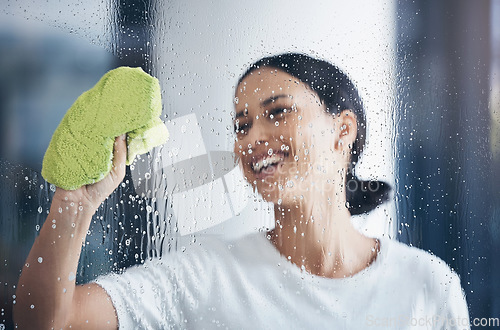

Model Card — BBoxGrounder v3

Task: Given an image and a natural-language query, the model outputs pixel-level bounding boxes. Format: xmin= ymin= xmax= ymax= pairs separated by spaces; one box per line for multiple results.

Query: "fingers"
xmin=80 ymin=135 xmax=127 ymax=209
xmin=111 ymin=134 xmax=127 ymax=182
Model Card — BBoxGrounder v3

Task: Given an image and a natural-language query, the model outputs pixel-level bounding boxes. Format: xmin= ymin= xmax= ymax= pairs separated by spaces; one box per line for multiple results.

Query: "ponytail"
xmin=345 ymin=172 xmax=391 ymax=215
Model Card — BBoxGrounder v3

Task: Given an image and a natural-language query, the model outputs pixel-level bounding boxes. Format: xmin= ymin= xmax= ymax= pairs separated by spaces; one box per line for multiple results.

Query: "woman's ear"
xmin=334 ymin=110 xmax=357 ymax=152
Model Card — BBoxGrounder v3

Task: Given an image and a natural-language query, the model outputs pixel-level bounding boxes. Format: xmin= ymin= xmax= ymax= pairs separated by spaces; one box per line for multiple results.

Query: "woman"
xmin=14 ymin=53 xmax=469 ymax=329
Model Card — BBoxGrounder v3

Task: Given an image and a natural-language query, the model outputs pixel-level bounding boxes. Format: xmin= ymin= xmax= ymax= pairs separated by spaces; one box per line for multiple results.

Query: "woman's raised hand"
xmin=52 ymin=134 xmax=128 ymax=213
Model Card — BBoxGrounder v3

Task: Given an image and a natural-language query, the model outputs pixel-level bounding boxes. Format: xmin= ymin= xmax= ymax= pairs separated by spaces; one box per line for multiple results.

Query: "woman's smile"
xmin=250 ymin=149 xmax=289 ymax=180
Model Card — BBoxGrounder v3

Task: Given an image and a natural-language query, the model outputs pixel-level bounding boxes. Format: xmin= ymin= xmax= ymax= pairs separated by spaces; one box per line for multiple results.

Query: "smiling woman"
xmin=233 ymin=54 xmax=391 ymax=278
xmin=234 ymin=54 xmax=391 ymax=215
xmin=14 ymin=53 xmax=470 ymax=329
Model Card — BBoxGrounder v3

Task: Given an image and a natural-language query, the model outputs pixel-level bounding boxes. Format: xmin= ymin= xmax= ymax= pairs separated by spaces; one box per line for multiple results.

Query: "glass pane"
xmin=1 ymin=0 xmax=498 ymax=328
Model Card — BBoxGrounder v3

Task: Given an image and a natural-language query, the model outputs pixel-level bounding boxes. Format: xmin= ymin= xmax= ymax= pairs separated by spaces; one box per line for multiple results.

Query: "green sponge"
xmin=42 ymin=66 xmax=169 ymax=190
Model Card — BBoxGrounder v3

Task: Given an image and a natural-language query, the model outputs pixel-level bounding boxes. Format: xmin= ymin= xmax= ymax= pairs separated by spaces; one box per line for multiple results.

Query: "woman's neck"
xmin=268 ymin=193 xmax=379 ymax=279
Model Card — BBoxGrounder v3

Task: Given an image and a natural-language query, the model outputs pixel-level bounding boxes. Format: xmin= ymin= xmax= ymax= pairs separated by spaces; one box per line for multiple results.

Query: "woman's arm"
xmin=13 ymin=135 xmax=127 ymax=329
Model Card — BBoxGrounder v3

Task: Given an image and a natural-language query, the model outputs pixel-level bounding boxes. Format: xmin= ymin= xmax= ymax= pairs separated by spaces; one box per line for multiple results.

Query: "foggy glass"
xmin=1 ymin=0 xmax=499 ymax=328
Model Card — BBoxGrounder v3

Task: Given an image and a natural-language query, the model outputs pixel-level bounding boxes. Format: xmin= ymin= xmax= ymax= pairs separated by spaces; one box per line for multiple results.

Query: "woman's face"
xmin=233 ymin=68 xmax=354 ymax=205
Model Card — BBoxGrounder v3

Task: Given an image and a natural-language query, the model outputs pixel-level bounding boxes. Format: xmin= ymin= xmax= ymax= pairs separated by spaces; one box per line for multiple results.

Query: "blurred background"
xmin=0 ymin=0 xmax=499 ymax=328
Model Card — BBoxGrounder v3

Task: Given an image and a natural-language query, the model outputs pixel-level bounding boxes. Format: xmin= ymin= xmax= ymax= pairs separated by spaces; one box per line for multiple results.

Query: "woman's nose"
xmin=246 ymin=120 xmax=272 ymax=149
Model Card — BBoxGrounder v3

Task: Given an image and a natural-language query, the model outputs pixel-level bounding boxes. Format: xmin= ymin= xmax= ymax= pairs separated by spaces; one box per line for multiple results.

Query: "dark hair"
xmin=237 ymin=53 xmax=390 ymax=215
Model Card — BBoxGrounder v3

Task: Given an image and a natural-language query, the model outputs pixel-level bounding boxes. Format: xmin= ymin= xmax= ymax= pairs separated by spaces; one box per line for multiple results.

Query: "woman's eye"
xmin=268 ymin=108 xmax=291 ymax=120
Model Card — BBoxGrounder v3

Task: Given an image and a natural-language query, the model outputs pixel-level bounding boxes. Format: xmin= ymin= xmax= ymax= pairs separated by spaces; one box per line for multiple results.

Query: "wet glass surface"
xmin=1 ymin=1 xmax=499 ymax=328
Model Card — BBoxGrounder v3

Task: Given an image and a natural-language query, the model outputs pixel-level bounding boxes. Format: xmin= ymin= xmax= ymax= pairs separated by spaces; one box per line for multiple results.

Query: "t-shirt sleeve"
xmin=439 ymin=272 xmax=470 ymax=329
xmin=93 ymin=260 xmax=180 ymax=330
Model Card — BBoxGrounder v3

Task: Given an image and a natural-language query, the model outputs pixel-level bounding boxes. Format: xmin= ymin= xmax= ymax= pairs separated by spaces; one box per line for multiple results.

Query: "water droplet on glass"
xmin=37 ymin=206 xmax=43 ymax=213
xmin=37 ymin=257 xmax=43 ymax=263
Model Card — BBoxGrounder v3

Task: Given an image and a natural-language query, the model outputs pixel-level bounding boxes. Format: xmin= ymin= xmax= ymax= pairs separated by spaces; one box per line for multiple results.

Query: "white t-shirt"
xmin=94 ymin=232 xmax=470 ymax=329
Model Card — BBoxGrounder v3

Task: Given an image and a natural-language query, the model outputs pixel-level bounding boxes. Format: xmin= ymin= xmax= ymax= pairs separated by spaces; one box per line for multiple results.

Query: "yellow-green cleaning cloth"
xmin=42 ymin=66 xmax=169 ymax=190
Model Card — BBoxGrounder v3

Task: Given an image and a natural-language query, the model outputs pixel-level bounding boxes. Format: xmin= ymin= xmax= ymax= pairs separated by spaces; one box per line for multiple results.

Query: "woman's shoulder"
xmin=379 ymin=236 xmax=462 ymax=288
xmin=167 ymin=231 xmax=270 ymax=265
xmin=382 ymin=237 xmax=452 ymax=267
xmin=378 ymin=237 xmax=469 ymax=324
xmin=177 ymin=231 xmax=266 ymax=254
